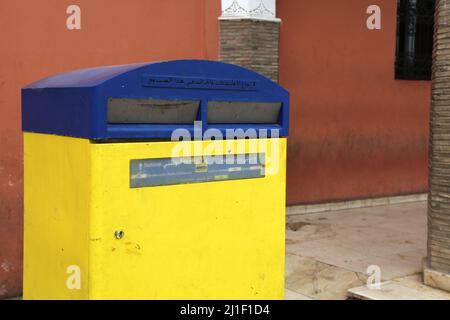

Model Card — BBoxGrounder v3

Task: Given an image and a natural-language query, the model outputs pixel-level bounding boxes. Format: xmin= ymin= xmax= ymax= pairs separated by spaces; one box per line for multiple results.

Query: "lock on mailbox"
xmin=22 ymin=60 xmax=290 ymax=300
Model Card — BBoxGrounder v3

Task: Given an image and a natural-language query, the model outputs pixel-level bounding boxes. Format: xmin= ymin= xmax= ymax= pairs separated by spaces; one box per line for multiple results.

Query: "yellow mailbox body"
xmin=23 ymin=134 xmax=286 ymax=299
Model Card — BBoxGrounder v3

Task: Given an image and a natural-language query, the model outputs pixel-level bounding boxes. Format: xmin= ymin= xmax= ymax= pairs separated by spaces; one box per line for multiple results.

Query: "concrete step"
xmin=348 ymin=278 xmax=450 ymax=300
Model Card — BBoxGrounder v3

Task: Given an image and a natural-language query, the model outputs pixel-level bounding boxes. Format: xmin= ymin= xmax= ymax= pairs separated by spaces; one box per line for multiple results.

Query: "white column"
xmin=220 ymin=0 xmax=279 ymax=22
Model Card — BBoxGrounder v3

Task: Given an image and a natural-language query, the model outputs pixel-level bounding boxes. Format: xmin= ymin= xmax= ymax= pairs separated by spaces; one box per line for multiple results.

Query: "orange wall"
xmin=0 ymin=0 xmax=219 ymax=299
xmin=279 ymin=0 xmax=430 ymax=205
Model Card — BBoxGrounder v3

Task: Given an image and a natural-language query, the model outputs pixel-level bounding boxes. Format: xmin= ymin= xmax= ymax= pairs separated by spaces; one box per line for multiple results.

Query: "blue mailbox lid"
xmin=22 ymin=60 xmax=289 ymax=140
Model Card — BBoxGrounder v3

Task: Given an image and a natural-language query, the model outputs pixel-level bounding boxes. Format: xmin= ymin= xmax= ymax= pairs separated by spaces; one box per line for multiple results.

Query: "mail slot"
xmin=22 ymin=60 xmax=290 ymax=300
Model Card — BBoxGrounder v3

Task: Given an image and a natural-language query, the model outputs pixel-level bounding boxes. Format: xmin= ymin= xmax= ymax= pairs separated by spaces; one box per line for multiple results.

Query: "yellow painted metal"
xmin=24 ymin=133 xmax=286 ymax=300
xmin=23 ymin=133 xmax=91 ymax=300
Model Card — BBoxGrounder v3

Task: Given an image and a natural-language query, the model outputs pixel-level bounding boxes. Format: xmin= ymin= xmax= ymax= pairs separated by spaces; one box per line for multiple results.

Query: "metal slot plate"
xmin=207 ymin=101 xmax=281 ymax=124
xmin=108 ymin=98 xmax=199 ymax=124
xmin=130 ymin=154 xmax=265 ymax=188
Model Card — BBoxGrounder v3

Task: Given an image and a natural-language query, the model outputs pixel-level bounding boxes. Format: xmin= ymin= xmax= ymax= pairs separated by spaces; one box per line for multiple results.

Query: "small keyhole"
xmin=114 ymin=230 xmax=124 ymax=240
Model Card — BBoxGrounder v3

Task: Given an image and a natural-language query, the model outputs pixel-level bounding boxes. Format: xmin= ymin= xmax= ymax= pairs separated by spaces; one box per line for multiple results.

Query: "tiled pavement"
xmin=284 ymin=201 xmax=433 ymax=299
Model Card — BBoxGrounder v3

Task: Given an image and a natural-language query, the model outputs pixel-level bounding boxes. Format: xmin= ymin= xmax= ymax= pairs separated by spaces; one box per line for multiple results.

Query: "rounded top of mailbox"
xmin=24 ymin=60 xmax=287 ymax=93
xmin=22 ymin=60 xmax=290 ymax=140
xmin=24 ymin=62 xmax=150 ymax=89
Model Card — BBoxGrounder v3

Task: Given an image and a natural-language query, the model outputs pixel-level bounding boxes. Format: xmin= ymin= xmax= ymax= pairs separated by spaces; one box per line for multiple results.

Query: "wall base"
xmin=286 ymin=194 xmax=427 ymax=216
xmin=423 ymin=259 xmax=450 ymax=293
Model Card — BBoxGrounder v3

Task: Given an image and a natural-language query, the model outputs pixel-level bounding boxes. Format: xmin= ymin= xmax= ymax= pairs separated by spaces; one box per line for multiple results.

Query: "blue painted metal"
xmin=22 ymin=60 xmax=290 ymax=140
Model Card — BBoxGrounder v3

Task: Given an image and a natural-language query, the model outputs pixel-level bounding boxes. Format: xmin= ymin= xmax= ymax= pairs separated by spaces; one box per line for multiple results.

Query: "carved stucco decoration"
xmin=221 ymin=0 xmax=277 ymax=20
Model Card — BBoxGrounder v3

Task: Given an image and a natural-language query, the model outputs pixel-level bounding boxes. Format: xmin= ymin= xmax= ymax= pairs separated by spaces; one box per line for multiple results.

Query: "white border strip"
xmin=218 ymin=16 xmax=281 ymax=22
xmin=286 ymin=194 xmax=427 ymax=216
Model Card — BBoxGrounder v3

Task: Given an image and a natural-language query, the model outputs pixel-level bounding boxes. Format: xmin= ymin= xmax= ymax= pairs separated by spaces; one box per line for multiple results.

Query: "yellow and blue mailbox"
xmin=22 ymin=60 xmax=290 ymax=299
